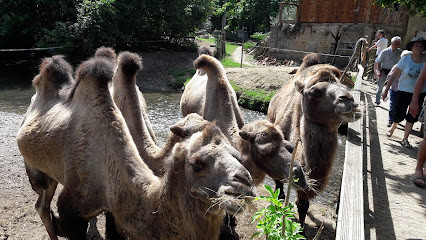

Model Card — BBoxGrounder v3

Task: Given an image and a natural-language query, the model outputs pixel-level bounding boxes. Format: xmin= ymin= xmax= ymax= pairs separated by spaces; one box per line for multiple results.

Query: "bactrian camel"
xmin=268 ymin=53 xmax=362 ymax=228
xmin=17 ymin=55 xmax=256 ymax=240
xmin=94 ymin=46 xmax=158 ymax=145
xmin=189 ymin=53 xmax=308 ymax=189
xmin=180 ymin=47 xmax=245 ymax=129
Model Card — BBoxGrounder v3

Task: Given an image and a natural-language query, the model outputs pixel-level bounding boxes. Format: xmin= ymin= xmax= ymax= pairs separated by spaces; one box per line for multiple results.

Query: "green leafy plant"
xmin=251 ymin=185 xmax=305 ymax=240
xmin=250 ymin=32 xmax=270 ymax=42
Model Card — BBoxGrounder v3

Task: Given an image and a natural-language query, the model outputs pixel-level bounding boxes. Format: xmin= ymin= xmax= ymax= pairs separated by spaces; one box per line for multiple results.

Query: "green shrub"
xmin=250 ymin=32 xmax=270 ymax=42
xmin=251 ymin=185 xmax=305 ymax=240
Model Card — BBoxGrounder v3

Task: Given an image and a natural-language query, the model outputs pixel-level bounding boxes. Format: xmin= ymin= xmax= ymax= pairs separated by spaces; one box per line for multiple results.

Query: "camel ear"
xmin=239 ymin=130 xmax=253 ymax=141
xmin=295 ymin=79 xmax=305 ymax=93
xmin=283 ymin=140 xmax=294 ymax=153
xmin=170 ymin=125 xmax=186 ymax=137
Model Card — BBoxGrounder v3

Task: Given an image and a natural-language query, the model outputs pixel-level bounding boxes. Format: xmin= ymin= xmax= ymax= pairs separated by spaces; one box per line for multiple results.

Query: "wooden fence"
xmin=335 ymin=64 xmax=365 ymax=240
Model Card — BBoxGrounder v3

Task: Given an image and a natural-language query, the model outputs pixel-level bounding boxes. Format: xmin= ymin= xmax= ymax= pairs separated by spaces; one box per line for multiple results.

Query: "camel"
xmin=189 ymin=54 xmax=308 ymax=239
xmin=267 ymin=53 xmax=362 ymax=228
xmin=16 ymin=55 xmax=256 ymax=240
xmin=190 ymin=54 xmax=307 ymax=188
xmin=94 ymin=47 xmax=158 ymax=145
xmin=180 ymin=47 xmax=245 ymax=129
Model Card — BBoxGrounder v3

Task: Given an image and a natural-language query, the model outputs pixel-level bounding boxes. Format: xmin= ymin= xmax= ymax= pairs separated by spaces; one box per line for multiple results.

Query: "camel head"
xmin=239 ymin=120 xmax=308 ymax=190
xmin=170 ymin=118 xmax=256 ymax=215
xmin=295 ymin=66 xmax=361 ymax=125
xmin=170 ymin=113 xmax=212 ymax=138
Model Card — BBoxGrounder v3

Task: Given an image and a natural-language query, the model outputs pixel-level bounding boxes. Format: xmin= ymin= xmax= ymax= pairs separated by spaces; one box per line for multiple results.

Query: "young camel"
xmin=268 ymin=53 xmax=362 ymax=228
xmin=17 ymin=56 xmax=256 ymax=240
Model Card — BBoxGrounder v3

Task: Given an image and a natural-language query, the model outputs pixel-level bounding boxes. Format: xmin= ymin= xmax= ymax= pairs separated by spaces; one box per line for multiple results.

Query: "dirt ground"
xmin=0 ymin=49 xmax=339 ymax=240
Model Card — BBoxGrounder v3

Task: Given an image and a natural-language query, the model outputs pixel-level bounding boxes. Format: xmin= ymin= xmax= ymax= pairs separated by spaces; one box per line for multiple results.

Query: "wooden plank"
xmin=335 ymin=64 xmax=365 ymax=240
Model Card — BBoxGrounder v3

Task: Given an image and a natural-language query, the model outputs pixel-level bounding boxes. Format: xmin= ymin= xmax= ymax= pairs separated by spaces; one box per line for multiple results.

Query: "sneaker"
xmin=401 ymin=139 xmax=412 ymax=148
xmin=387 ymin=122 xmax=392 ymax=127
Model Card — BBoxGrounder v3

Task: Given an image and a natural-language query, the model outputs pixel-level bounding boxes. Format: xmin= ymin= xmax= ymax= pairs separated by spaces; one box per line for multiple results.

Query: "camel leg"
xmin=25 ymin=165 xmax=59 ymax=240
xmin=105 ymin=211 xmax=125 ymax=240
xmin=274 ymin=180 xmax=286 ymax=200
xmin=218 ymin=214 xmax=239 ymax=240
xmin=55 ymin=190 xmax=88 ymax=240
xmin=296 ymin=198 xmax=309 ymax=229
xmin=35 ymin=181 xmax=58 ymax=240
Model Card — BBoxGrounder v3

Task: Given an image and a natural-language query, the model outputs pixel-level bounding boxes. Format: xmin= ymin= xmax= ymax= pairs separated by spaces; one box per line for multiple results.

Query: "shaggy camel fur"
xmin=180 ymin=47 xmax=245 ymax=129
xmin=268 ymin=53 xmax=362 ymax=227
xmin=17 ymin=56 xmax=256 ymax=240
xmin=94 ymin=47 xmax=158 ymax=145
xmin=191 ymin=54 xmax=307 ymax=188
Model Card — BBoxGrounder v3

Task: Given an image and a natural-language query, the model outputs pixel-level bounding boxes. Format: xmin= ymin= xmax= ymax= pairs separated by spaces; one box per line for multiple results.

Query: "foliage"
xmin=243 ymin=41 xmax=255 ymax=50
xmin=211 ymin=0 xmax=280 ymax=35
xmin=250 ymin=32 xmax=270 ymax=42
xmin=374 ymin=0 xmax=425 ymax=16
xmin=0 ymin=0 xmax=213 ymax=57
xmin=251 ymin=185 xmax=305 ymax=240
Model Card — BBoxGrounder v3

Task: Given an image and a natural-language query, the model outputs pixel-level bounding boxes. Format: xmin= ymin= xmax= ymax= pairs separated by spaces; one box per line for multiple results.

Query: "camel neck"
xmin=301 ymin=118 xmax=337 ymax=187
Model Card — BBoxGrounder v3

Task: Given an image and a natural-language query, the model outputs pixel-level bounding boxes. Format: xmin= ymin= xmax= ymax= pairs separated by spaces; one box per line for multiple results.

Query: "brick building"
xmin=269 ymin=0 xmax=424 ymax=67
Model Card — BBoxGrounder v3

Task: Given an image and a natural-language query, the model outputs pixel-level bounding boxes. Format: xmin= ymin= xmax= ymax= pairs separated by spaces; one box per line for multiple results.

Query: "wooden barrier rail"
xmin=335 ymin=64 xmax=365 ymax=240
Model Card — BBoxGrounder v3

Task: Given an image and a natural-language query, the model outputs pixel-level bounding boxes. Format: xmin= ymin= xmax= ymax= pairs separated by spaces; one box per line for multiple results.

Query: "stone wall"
xmin=269 ymin=23 xmax=406 ymax=68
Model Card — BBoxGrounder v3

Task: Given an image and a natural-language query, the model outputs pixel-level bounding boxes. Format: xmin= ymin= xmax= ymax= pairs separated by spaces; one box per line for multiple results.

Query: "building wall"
xmin=298 ymin=0 xmax=408 ymax=27
xmin=269 ymin=23 xmax=405 ymax=67
xmin=403 ymin=15 xmax=426 ymax=48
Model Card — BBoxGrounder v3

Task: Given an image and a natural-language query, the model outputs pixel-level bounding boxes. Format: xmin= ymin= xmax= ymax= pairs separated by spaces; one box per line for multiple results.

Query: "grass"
xmin=168 ymin=67 xmax=196 ymax=89
xmin=230 ymin=82 xmax=276 ymax=114
xmin=196 ymin=36 xmax=215 ymax=43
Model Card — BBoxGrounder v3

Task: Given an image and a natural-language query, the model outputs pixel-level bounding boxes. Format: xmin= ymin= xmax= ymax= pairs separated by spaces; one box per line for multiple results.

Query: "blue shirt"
xmin=396 ymin=55 xmax=426 ymax=93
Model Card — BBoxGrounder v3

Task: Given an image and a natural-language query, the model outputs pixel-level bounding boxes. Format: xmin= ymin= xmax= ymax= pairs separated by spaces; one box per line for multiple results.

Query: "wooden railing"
xmin=335 ymin=64 xmax=365 ymax=240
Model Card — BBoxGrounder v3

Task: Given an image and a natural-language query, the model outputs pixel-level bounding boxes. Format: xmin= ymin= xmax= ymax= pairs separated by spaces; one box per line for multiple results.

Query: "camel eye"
xmin=338 ymin=96 xmax=349 ymax=102
xmin=191 ymin=157 xmax=206 ymax=173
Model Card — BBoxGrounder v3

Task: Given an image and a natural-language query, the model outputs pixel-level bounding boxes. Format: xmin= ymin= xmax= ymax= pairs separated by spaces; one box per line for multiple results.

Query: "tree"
xmin=375 ymin=0 xmax=426 ymax=16
xmin=0 ymin=0 xmax=213 ymax=55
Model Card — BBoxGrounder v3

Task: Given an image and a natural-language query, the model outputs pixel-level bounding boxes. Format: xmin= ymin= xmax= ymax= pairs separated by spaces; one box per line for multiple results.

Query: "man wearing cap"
xmin=374 ymin=36 xmax=402 ymax=108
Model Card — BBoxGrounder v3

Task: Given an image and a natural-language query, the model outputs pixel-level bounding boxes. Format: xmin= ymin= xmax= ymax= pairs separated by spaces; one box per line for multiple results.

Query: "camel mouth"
xmin=339 ymin=108 xmax=362 ymax=122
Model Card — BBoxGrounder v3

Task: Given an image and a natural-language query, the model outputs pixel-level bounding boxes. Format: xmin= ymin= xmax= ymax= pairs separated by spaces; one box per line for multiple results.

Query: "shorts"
xmin=392 ymin=91 xmax=426 ymax=124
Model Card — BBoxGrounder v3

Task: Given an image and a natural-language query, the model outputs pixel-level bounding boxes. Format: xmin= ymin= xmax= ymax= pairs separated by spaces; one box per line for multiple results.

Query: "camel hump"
xmin=299 ymin=53 xmax=321 ymax=71
xmin=117 ymin=51 xmax=143 ymax=76
xmin=76 ymin=57 xmax=114 ymax=84
xmin=193 ymin=54 xmax=222 ymax=75
xmin=198 ymin=46 xmax=213 ymax=56
xmin=95 ymin=46 xmax=117 ymax=61
xmin=34 ymin=55 xmax=73 ymax=88
xmin=67 ymin=57 xmax=114 ymax=100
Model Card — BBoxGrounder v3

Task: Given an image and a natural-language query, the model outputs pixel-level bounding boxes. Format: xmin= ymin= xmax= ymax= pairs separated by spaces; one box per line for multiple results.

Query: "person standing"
xmin=373 ymin=36 xmax=402 ymax=108
xmin=408 ymin=66 xmax=426 ymax=187
xmin=382 ymin=36 xmax=426 ymax=148
xmin=368 ymin=30 xmax=389 ymax=57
